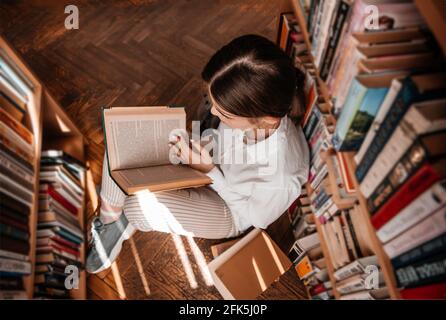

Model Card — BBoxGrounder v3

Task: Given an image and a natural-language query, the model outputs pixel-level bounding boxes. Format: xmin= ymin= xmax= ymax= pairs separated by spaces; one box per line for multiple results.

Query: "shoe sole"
xmin=87 ymin=222 xmax=135 ymax=274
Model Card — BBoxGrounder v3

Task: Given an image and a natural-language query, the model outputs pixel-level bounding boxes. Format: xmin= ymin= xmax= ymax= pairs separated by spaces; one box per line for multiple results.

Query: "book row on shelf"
xmin=279 ymin=0 xmax=446 ymax=300
xmin=1 ymin=37 xmax=87 ymax=299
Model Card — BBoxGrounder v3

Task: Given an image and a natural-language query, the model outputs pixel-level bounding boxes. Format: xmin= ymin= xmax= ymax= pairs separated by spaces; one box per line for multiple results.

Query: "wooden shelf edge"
xmin=414 ymin=0 xmax=446 ymax=57
xmin=314 ymin=217 xmax=342 ymax=300
xmin=342 ymin=152 xmax=401 ymax=300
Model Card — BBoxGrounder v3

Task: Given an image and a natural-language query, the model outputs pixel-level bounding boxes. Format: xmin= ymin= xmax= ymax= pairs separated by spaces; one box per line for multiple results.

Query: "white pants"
xmin=100 ymin=155 xmax=241 ymax=239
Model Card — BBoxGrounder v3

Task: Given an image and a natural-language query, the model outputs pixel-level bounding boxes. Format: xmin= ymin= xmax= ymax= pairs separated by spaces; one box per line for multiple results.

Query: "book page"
xmin=104 ymin=107 xmax=185 ymax=171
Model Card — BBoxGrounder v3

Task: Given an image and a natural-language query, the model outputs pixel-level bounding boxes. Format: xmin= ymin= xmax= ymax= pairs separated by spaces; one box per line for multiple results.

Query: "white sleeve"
xmin=206 ymin=167 xmax=302 ymax=229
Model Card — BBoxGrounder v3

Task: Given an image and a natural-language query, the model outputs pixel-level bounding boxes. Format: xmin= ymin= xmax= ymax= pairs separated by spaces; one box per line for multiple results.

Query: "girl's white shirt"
xmin=206 ymin=116 xmax=309 ymax=232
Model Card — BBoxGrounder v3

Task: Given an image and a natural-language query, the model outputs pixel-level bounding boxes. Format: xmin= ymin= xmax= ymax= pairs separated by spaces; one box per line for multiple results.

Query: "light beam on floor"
xmin=129 ymin=237 xmax=151 ymax=297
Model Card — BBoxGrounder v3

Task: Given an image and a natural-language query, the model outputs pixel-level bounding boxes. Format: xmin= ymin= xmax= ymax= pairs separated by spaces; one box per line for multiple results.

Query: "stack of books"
xmin=279 ymin=0 xmax=446 ymax=299
xmin=287 ymin=193 xmax=332 ymax=300
xmin=35 ymin=150 xmax=85 ymax=299
xmin=0 ymin=48 xmax=36 ymax=299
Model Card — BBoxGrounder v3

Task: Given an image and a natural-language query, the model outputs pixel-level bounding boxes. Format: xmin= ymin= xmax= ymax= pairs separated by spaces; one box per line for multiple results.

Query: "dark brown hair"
xmin=202 ymin=34 xmax=304 ymax=119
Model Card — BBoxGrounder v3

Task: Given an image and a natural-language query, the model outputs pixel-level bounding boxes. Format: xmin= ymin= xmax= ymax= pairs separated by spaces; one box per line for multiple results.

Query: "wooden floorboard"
xmin=0 ymin=0 xmax=308 ymax=300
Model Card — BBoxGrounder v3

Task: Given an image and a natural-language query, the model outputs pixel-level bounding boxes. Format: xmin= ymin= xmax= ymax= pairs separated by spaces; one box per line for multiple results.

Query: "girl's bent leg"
xmin=124 ymin=186 xmax=240 ymax=239
xmin=99 ymin=154 xmax=126 ymax=224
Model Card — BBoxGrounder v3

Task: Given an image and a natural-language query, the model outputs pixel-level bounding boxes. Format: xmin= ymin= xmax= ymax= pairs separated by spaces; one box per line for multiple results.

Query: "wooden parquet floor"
xmin=0 ymin=0 xmax=308 ymax=300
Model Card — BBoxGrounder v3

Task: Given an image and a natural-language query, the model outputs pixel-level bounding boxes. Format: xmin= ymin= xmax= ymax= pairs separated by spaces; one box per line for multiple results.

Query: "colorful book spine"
xmin=356 ymin=77 xmax=422 ymax=182
xmin=384 ymin=206 xmax=446 ymax=259
xmin=400 ymin=282 xmax=446 ymax=300
xmin=367 ymin=138 xmax=435 ymax=214
xmin=371 ymin=161 xmax=444 ymax=230
xmin=45 ymin=185 xmax=78 ymax=216
xmin=395 ymin=252 xmax=446 ymax=289
xmin=377 ymin=181 xmax=446 ymax=243
xmin=320 ymin=1 xmax=351 ymax=81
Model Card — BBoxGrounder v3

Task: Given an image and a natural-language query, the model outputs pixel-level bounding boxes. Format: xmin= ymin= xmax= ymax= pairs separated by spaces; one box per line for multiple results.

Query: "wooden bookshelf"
xmin=1 ymin=36 xmax=42 ymax=299
xmin=41 ymin=90 xmax=87 ymax=299
xmin=415 ymin=0 xmax=446 ymax=57
xmin=1 ymin=36 xmax=87 ymax=299
xmin=278 ymin=0 xmax=408 ymax=300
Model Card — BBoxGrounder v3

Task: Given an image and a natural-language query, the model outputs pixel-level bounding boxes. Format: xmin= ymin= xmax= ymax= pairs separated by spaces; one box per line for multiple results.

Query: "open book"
xmin=102 ymin=106 xmax=212 ymax=194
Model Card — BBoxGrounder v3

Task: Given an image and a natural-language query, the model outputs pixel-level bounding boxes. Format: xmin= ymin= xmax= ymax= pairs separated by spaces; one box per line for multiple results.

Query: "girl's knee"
xmin=124 ymin=212 xmax=153 ymax=232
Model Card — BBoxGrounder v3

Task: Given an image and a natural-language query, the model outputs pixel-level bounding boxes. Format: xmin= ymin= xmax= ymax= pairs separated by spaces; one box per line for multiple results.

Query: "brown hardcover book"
xmin=0 ymin=81 xmax=27 ymax=112
xmin=0 ymin=192 xmax=31 ymax=216
xmin=0 ymin=108 xmax=33 ymax=145
xmin=0 ymin=215 xmax=29 ymax=233
xmin=102 ymin=106 xmax=212 ymax=194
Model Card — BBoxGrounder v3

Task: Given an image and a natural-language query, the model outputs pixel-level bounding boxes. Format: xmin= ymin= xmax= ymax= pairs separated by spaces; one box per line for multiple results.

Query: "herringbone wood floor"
xmin=0 ymin=0 xmax=308 ymax=300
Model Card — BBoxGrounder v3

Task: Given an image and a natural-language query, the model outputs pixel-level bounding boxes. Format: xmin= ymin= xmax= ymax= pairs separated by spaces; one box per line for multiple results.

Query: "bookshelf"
xmin=415 ymin=0 xmax=446 ymax=57
xmin=1 ymin=36 xmax=42 ymax=300
xmin=277 ymin=0 xmax=445 ymax=300
xmin=1 ymin=36 xmax=87 ymax=299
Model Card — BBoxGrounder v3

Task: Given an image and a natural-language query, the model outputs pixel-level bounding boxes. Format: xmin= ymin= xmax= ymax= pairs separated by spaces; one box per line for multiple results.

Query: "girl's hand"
xmin=169 ymin=136 xmax=215 ymax=174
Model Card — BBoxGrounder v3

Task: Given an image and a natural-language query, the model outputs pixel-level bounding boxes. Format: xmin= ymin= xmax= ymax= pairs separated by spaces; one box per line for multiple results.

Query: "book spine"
xmin=310 ymin=164 xmax=328 ymax=190
xmin=0 ymin=276 xmax=23 ymax=290
xmin=0 ymin=249 xmax=29 ymax=262
xmin=315 ymin=197 xmax=333 ymax=219
xmin=336 ymin=87 xmax=389 ymax=152
xmin=0 ymin=215 xmax=29 ymax=233
xmin=395 ymin=252 xmax=446 ymax=288
xmin=0 ymin=290 xmax=27 ymax=299
xmin=0 ymin=108 xmax=33 ymax=145
xmin=0 ymin=235 xmax=30 ymax=255
xmin=360 ymin=122 xmax=419 ymax=199
xmin=320 ymin=1 xmax=350 ymax=81
xmin=314 ymin=0 xmax=339 ymax=68
xmin=0 ymin=257 xmax=31 ymax=274
xmin=367 ymin=140 xmax=427 ymax=214
xmin=0 ymin=136 xmax=34 ymax=167
xmin=400 ymin=282 xmax=446 ymax=300
xmin=391 ymin=233 xmax=446 ymax=269
xmin=0 ymin=152 xmax=34 ymax=185
xmin=377 ymin=181 xmax=446 ymax=243
xmin=371 ymin=163 xmax=441 ymax=230
xmin=0 ymin=123 xmax=34 ymax=157
xmin=46 ymin=185 xmax=78 ymax=216
xmin=344 ymin=211 xmax=363 ymax=260
xmin=355 ymin=78 xmax=417 ymax=182
xmin=384 ymin=206 xmax=446 ymax=259
xmin=332 ymin=78 xmax=366 ymax=150
xmin=0 ymin=223 xmax=29 ymax=242
xmin=354 ymin=78 xmax=403 ymax=164
xmin=0 ymin=145 xmax=34 ymax=173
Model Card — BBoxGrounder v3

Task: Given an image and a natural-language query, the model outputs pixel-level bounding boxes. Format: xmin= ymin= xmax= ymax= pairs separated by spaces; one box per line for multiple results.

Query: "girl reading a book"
xmin=87 ymin=35 xmax=309 ymax=273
